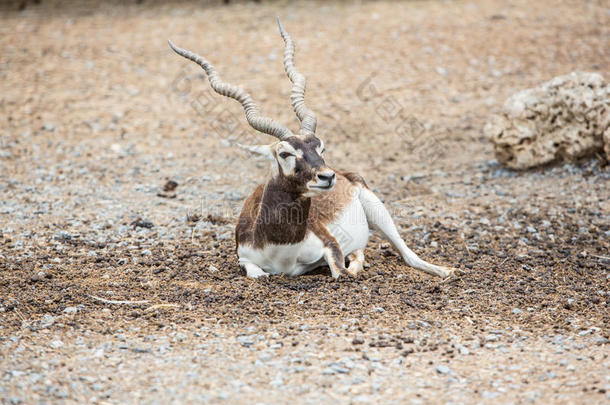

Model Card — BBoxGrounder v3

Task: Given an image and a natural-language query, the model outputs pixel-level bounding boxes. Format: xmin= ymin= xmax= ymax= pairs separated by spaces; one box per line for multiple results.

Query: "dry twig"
xmin=90 ymin=295 xmax=149 ymax=306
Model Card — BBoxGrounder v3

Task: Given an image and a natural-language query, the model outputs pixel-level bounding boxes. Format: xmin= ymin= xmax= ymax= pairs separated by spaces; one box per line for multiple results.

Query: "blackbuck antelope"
xmin=169 ymin=19 xmax=456 ymax=279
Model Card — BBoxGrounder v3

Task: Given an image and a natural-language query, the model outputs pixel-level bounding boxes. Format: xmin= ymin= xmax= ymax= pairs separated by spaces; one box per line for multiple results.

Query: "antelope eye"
xmin=279 ymin=152 xmax=294 ymax=159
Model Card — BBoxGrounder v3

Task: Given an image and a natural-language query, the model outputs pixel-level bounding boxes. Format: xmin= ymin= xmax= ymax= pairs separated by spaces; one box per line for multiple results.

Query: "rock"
xmin=131 ymin=219 xmax=154 ymax=229
xmin=30 ymin=271 xmax=46 ymax=282
xmin=435 ymin=364 xmax=452 ymax=374
xmin=41 ymin=314 xmax=55 ymax=328
xmin=485 ymin=72 xmax=610 ymax=169
xmin=482 ymin=391 xmax=500 ymax=399
xmin=456 ymin=344 xmax=470 ymax=355
xmin=329 ymin=364 xmax=350 ymax=374
xmin=54 ymin=230 xmax=72 ymax=241
xmin=63 ymin=307 xmax=78 ymax=314
xmin=436 ymin=66 xmax=448 ymax=77
xmin=49 ymin=340 xmax=64 ymax=349
xmin=237 ymin=335 xmax=254 ymax=347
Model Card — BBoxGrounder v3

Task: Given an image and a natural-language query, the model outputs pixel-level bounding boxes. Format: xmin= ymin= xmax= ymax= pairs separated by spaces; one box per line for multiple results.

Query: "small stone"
xmin=41 ymin=314 xmax=55 ymax=328
xmin=436 ymin=364 xmax=452 ymax=374
xmin=237 ymin=335 xmax=254 ymax=347
xmin=209 ymin=265 xmax=219 ymax=273
xmin=328 ymin=363 xmax=350 ymax=374
xmin=352 ymin=338 xmax=365 ymax=345
xmin=63 ymin=307 xmax=78 ymax=315
xmin=456 ymin=344 xmax=470 ymax=355
xmin=436 ymin=66 xmax=448 ymax=77
xmin=270 ymin=375 xmax=284 ymax=387
xmin=131 ymin=219 xmax=154 ymax=229
xmin=512 ymin=308 xmax=523 ymax=314
xmin=482 ymin=391 xmax=500 ymax=399
xmin=373 ymin=307 xmax=385 ymax=313
xmin=49 ymin=340 xmax=64 ymax=349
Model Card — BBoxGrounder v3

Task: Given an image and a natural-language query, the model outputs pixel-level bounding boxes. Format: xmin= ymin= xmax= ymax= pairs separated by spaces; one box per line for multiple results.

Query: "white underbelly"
xmin=237 ymin=233 xmax=325 ymax=276
xmin=237 ymin=191 xmax=370 ymax=276
xmin=327 ymin=194 xmax=370 ymax=255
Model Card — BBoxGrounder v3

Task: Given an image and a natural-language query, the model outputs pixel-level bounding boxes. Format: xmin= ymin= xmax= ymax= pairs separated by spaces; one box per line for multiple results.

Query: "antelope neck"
xmin=254 ymin=177 xmax=311 ymax=247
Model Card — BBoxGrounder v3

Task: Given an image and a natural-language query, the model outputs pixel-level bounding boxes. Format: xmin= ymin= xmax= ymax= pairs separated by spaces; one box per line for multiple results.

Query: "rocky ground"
xmin=1 ymin=0 xmax=609 ymax=403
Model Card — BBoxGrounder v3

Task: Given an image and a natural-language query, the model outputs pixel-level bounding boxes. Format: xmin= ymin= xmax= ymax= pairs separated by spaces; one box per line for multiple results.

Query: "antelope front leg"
xmin=240 ymin=261 xmax=269 ymax=279
xmin=323 ymin=245 xmax=346 ymax=279
xmin=315 ymin=225 xmax=347 ymax=279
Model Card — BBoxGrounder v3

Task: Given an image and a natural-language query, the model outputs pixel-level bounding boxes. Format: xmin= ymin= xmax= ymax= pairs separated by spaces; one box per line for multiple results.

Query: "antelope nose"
xmin=317 ymin=171 xmax=336 ymax=185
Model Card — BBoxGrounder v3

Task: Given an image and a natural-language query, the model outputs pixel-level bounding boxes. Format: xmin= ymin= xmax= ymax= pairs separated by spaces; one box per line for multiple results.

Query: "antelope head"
xmin=169 ymin=19 xmax=335 ymax=197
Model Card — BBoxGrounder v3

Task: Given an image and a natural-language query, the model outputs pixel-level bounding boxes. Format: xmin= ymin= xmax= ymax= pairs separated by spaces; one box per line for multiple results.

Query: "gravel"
xmin=1 ymin=0 xmax=608 ymax=404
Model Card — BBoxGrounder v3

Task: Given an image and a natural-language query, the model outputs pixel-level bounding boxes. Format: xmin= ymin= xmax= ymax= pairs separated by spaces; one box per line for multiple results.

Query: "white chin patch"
xmin=305 ymin=183 xmax=335 ymax=196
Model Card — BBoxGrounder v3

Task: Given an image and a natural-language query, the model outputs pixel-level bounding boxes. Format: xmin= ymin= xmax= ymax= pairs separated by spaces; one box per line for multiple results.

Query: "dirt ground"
xmin=1 ymin=0 xmax=609 ymax=403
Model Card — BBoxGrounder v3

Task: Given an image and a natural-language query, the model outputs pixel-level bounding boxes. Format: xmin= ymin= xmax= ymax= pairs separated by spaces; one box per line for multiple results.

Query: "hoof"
xmin=440 ymin=267 xmax=466 ymax=283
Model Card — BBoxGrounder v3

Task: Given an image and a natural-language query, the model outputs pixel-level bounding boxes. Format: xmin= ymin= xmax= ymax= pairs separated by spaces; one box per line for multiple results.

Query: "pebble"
xmin=435 ymin=66 xmax=448 ymax=77
xmin=30 ymin=271 xmax=47 ymax=282
xmin=456 ymin=344 xmax=470 ymax=355
xmin=237 ymin=335 xmax=255 ymax=347
xmin=63 ymin=307 xmax=78 ymax=315
xmin=48 ymin=340 xmax=64 ymax=349
xmin=328 ymin=362 xmax=351 ymax=374
xmin=436 ymin=364 xmax=452 ymax=375
xmin=41 ymin=314 xmax=55 ymax=328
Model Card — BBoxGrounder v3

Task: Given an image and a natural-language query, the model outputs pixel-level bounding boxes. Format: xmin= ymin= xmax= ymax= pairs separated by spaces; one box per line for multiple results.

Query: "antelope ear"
xmin=237 ymin=143 xmax=274 ymax=160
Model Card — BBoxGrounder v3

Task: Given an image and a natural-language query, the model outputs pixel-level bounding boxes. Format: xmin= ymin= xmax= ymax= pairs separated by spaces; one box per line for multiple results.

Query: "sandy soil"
xmin=1 ymin=0 xmax=609 ymax=403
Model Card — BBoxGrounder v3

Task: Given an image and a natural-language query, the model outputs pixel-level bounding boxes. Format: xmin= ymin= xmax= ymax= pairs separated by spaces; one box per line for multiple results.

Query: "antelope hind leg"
xmin=358 ymin=188 xmax=456 ymax=278
xmin=346 ymin=249 xmax=365 ymax=276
